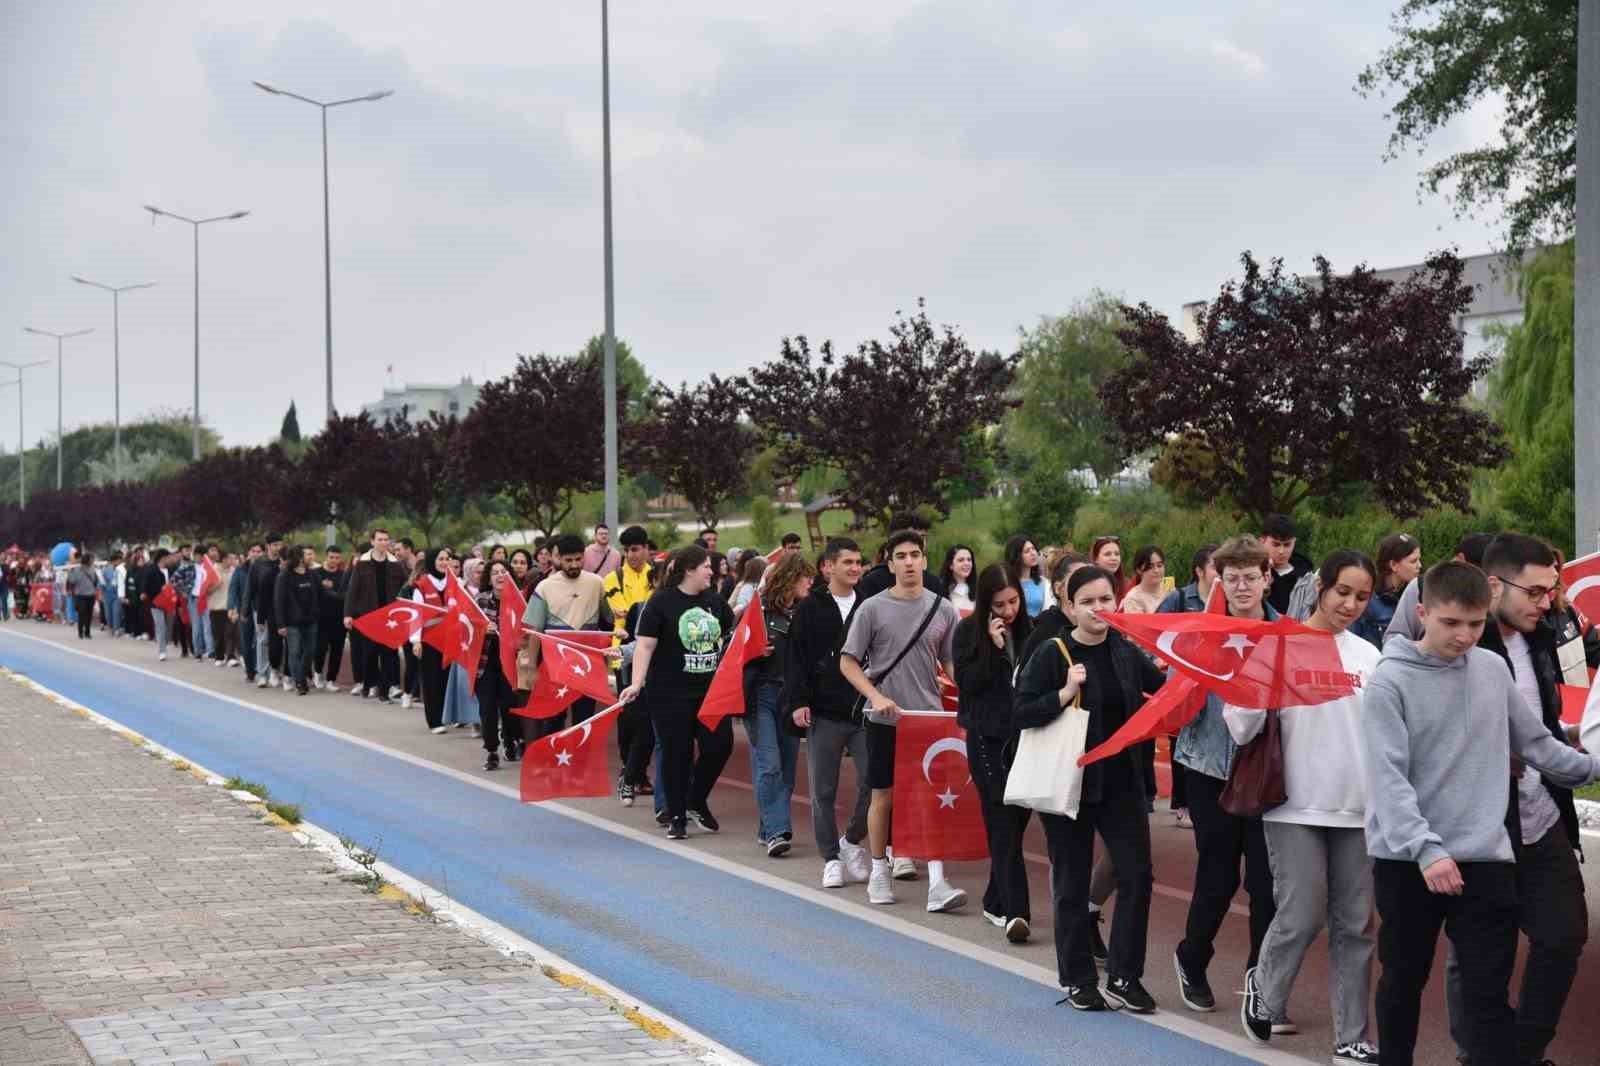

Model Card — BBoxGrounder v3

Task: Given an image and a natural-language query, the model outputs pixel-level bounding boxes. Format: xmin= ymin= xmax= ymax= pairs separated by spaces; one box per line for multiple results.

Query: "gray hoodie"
xmin=1363 ymin=637 xmax=1600 ymax=870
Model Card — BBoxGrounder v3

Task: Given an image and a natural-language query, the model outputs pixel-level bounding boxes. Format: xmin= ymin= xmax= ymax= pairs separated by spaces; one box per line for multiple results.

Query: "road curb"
xmin=0 ymin=665 xmax=753 ymax=1066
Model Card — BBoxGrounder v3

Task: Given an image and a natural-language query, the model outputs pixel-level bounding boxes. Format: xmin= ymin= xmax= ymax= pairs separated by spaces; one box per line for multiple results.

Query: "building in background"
xmin=361 ymin=375 xmax=480 ymax=425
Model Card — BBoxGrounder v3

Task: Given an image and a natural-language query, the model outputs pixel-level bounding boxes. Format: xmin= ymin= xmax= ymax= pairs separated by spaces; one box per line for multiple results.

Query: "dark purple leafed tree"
xmin=629 ymin=376 xmax=754 ymax=529
xmin=1101 ymin=250 xmax=1510 ymax=521
xmin=742 ymin=302 xmax=1017 ymax=530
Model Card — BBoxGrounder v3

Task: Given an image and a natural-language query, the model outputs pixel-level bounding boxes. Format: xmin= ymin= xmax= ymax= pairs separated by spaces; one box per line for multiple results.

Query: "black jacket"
xmin=785 ymin=586 xmax=862 ymax=721
xmin=140 ymin=565 xmax=168 ymax=601
xmin=1013 ymin=628 xmax=1166 ymax=805
xmin=1477 ymin=619 xmax=1583 ymax=854
xmin=314 ymin=566 xmax=350 ymax=625
xmin=1017 ymin=605 xmax=1070 ymax=669
xmin=274 ymin=568 xmax=320 ymax=628
xmin=1267 ymin=551 xmax=1315 ymax=615
xmin=246 ymin=556 xmax=281 ymax=624
xmin=952 ymin=612 xmax=1031 ymax=740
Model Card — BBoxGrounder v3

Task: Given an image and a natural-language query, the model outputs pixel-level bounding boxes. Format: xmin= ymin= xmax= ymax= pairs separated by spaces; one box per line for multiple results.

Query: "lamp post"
xmin=0 ymin=360 xmax=48 ymax=508
xmin=21 ymin=326 xmax=94 ymax=489
xmin=143 ymin=207 xmax=249 ymax=460
xmin=70 ymin=277 xmax=156 ymax=481
xmin=1577 ymin=0 xmax=1599 ymax=553
xmin=251 ymin=80 xmax=392 ymax=432
xmin=600 ymin=0 xmax=619 ymax=532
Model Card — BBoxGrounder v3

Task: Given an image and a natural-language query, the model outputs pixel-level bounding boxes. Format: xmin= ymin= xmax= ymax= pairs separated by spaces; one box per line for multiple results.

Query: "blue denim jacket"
xmin=1172 ymin=602 xmax=1279 ymax=781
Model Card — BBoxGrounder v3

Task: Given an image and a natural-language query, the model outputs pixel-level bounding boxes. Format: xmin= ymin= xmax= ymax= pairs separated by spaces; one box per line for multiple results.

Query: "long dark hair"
xmin=1003 ymin=534 xmax=1041 ymax=585
xmin=973 ymin=562 xmax=1032 ymax=665
xmin=664 ymin=545 xmax=710 ymax=590
xmin=939 ymin=543 xmax=975 ymax=596
xmin=1314 ymin=549 xmax=1378 ymax=616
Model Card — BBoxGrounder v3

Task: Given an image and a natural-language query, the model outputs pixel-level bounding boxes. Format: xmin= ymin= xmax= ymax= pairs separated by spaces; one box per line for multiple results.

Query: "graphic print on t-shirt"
xmin=678 ymin=607 xmax=723 ymax=673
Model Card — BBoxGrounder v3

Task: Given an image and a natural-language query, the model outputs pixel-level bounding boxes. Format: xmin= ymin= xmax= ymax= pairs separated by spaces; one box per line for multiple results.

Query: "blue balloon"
xmin=50 ymin=541 xmax=74 ymax=566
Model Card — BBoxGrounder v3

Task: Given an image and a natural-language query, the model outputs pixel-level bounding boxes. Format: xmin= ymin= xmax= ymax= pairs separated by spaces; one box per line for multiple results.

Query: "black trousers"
xmin=361 ymin=643 xmax=398 ymax=696
xmin=477 ymin=667 xmax=517 ymax=753
xmin=1374 ymin=858 xmax=1518 ymax=1066
xmin=619 ymin=703 xmax=656 ymax=784
xmin=1040 ymin=783 xmax=1154 ymax=987
xmin=403 ymin=643 xmax=421 ymax=697
xmin=313 ymin=622 xmax=345 ymax=681
xmin=1177 ymin=768 xmax=1276 ymax=978
xmin=419 ymin=645 xmax=447 ymax=729
xmin=968 ymin=732 xmax=1032 ymax=923
xmin=1169 ymin=739 xmax=1188 ymax=810
xmin=74 ymin=595 xmax=95 ymax=637
xmin=650 ymin=700 xmax=733 ymax=821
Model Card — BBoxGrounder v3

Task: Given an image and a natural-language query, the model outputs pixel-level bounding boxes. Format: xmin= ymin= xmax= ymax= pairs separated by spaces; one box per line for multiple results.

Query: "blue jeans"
xmin=285 ymin=623 xmax=317 ymax=687
xmin=104 ymin=595 xmax=121 ymax=631
xmin=190 ymin=597 xmax=210 ymax=657
xmin=239 ymin=616 xmax=258 ymax=676
xmin=743 ymin=680 xmax=799 ymax=841
xmin=151 ymin=609 xmax=170 ymax=654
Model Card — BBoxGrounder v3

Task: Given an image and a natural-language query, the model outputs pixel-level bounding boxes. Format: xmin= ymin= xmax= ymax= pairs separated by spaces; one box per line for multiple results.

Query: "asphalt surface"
xmin=5 ymin=620 xmax=1599 ymax=1065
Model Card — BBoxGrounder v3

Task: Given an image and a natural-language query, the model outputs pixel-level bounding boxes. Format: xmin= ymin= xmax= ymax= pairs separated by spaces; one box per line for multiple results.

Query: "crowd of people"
xmin=8 ymin=510 xmax=1600 ymax=1066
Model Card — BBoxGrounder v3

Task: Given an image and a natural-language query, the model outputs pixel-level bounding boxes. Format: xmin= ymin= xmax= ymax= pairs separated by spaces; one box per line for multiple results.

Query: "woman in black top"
xmin=472 ymin=560 xmax=521 ymax=771
xmin=953 ymin=563 xmax=1033 ymax=943
xmin=1013 ymin=565 xmax=1166 ymax=1014
xmin=742 ymin=551 xmax=817 ymax=857
xmin=621 ymin=545 xmax=735 ymax=840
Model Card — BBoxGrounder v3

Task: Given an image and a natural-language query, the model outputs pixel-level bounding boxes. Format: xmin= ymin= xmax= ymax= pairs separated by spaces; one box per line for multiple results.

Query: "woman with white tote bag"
xmin=1010 ymin=565 xmax=1167 ymax=1014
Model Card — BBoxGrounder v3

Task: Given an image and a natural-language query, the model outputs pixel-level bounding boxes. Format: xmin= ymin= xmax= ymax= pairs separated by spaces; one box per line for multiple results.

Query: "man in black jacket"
xmin=243 ymin=536 xmax=284 ymax=688
xmin=274 ymin=545 xmax=320 ymax=695
xmin=312 ymin=545 xmax=350 ymax=690
xmin=140 ymin=548 xmax=172 ymax=659
xmin=343 ymin=529 xmax=408 ymax=703
xmin=1441 ymin=533 xmax=1589 ymax=1066
xmin=786 ymin=537 xmax=873 ymax=890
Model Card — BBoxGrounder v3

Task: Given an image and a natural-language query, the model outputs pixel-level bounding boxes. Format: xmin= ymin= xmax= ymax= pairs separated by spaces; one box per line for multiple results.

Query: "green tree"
xmin=749 ymin=495 xmax=778 ymax=549
xmin=994 ymin=462 xmax=1088 ymax=549
xmin=1357 ymin=0 xmax=1578 ymax=255
xmin=280 ymin=400 xmax=302 ymax=443
xmin=1006 ymin=292 xmax=1131 ymax=482
xmin=577 ymin=335 xmax=654 ymax=423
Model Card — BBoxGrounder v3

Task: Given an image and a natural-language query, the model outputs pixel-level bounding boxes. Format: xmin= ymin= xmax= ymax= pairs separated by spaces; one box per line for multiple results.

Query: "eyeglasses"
xmin=1221 ymin=572 xmax=1265 ymax=589
xmin=1500 ymin=577 xmax=1556 ymax=604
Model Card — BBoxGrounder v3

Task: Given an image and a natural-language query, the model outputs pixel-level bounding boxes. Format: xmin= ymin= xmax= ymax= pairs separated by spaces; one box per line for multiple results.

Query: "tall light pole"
xmin=21 ymin=326 xmax=93 ymax=489
xmin=71 ymin=276 xmax=156 ymax=482
xmin=251 ymin=81 xmax=392 ymax=432
xmin=600 ymin=0 xmax=620 ymax=532
xmin=143 ymin=206 xmax=249 ymax=460
xmin=0 ymin=360 xmax=48 ymax=508
xmin=1577 ymin=0 xmax=1599 ymax=554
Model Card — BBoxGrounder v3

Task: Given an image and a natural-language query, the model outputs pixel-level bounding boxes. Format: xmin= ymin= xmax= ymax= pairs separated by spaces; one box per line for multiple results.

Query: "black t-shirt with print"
xmin=638 ymin=587 xmax=735 ymax=705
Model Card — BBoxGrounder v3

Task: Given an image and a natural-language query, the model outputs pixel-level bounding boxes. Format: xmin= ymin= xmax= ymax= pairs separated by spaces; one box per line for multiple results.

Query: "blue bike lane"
xmin=1 ymin=630 xmax=1259 ymax=1066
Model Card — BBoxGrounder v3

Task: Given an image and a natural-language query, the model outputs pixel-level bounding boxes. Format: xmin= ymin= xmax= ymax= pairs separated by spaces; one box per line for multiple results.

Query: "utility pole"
xmin=1576 ymin=0 xmax=1599 ymax=554
xmin=601 ymin=0 xmax=620 ymax=532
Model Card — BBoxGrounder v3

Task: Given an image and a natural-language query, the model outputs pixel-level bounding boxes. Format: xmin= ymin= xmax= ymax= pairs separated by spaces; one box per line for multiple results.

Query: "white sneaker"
xmin=281 ymin=678 xmax=292 ymax=692
xmin=313 ymin=672 xmax=323 ymax=689
xmin=388 ymin=685 xmax=403 ymax=700
xmin=350 ymin=683 xmax=364 ymax=696
xmin=891 ymin=855 xmax=918 ymax=881
xmin=926 ymin=880 xmax=968 ymax=914
xmin=839 ymin=837 xmax=871 ymax=883
xmin=400 ymin=694 xmax=412 ymax=709
xmin=429 ymin=725 xmax=448 ymax=735
xmin=158 ymin=652 xmax=167 ymax=661
xmin=822 ymin=860 xmax=846 ymax=889
xmin=868 ymin=865 xmax=895 ymax=905
xmin=982 ymin=910 xmax=1006 ymax=928
xmin=256 ymin=674 xmax=268 ymax=688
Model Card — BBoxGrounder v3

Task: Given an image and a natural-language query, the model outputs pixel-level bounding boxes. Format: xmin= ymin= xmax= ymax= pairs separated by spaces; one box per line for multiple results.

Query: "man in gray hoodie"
xmin=1363 ymin=561 xmax=1600 ymax=1066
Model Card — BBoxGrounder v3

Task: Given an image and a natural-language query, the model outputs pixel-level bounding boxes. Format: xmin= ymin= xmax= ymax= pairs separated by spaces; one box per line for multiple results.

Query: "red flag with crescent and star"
xmin=890 ymin=712 xmax=988 ymax=861
xmin=535 ymin=630 xmax=616 ymax=704
xmin=1563 ymin=551 xmax=1600 ymax=631
xmin=197 ymin=555 xmax=222 ymax=602
xmin=152 ymin=583 xmax=177 ymax=615
xmin=353 ymin=600 xmax=447 ymax=650
xmin=511 ymin=630 xmax=614 ymax=720
xmin=520 ymin=703 xmax=623 ymax=802
xmin=697 ymin=599 xmax=768 ymax=728
xmin=424 ymin=570 xmax=489 ymax=686
xmin=497 ymin=576 xmax=528 ymax=688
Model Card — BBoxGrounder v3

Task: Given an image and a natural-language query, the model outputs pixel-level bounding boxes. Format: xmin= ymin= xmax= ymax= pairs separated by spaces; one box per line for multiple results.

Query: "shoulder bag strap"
xmin=1050 ymin=637 xmax=1083 ymax=710
xmin=868 ymin=595 xmax=943 ymax=686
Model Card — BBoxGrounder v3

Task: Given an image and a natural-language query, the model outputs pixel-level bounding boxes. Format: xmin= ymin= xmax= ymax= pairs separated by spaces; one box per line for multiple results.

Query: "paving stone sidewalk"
xmin=0 ymin=672 xmax=714 ymax=1066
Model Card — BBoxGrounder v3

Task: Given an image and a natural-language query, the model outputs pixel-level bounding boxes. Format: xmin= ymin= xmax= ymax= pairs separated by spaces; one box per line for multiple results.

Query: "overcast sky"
xmin=3 ymin=1 xmax=1503 ymax=450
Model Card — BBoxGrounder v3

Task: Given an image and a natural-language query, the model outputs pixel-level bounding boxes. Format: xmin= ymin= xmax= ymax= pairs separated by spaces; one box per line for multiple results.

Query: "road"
xmin=5 ymin=621 xmax=1598 ymax=1065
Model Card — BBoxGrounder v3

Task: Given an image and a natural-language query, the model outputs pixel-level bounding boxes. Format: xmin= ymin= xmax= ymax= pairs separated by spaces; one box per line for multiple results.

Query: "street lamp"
xmin=600 ymin=0 xmax=619 ymax=531
xmin=71 ymin=276 xmax=156 ymax=482
xmin=0 ymin=360 xmax=49 ymax=509
xmin=251 ymin=80 xmax=393 ymax=431
xmin=22 ymin=326 xmax=94 ymax=490
xmin=143 ymin=206 xmax=250 ymax=460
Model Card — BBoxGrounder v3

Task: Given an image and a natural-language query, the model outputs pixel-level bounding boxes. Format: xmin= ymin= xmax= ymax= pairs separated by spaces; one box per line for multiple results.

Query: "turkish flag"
xmin=424 ymin=571 xmax=489 ymax=684
xmin=520 ymin=703 xmax=623 ymax=802
xmin=536 ymin=630 xmax=615 ymax=704
xmin=29 ymin=584 xmax=53 ymax=617
xmin=354 ymin=600 xmax=446 ymax=650
xmin=1563 ymin=551 xmax=1600 ymax=630
xmin=197 ymin=556 xmax=221 ymax=602
xmin=890 ymin=712 xmax=988 ymax=861
xmin=766 ymin=546 xmax=786 ymax=565
xmin=938 ymin=671 xmax=960 ymax=712
xmin=511 ymin=676 xmax=582 ymax=720
xmin=497 ymin=576 xmax=528 ymax=688
xmin=1560 ymin=668 xmax=1596 ymax=726
xmin=152 ymin=583 xmax=177 ymax=614
xmin=1102 ymin=611 xmax=1356 ymax=710
xmin=697 ymin=599 xmax=768 ymax=728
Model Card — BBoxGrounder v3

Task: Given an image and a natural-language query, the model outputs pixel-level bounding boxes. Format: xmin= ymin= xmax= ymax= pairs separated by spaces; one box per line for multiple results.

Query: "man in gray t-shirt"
xmin=839 ymin=530 xmax=964 ymax=913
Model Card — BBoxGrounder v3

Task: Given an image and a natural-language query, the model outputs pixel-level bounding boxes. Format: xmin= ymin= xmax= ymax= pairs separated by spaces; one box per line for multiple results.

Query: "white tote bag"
xmin=1004 ymin=638 xmax=1091 ymax=818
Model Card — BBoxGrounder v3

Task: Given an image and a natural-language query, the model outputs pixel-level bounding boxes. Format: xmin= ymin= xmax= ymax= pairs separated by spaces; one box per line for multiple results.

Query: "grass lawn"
xmin=760 ymin=496 xmax=1008 ymax=565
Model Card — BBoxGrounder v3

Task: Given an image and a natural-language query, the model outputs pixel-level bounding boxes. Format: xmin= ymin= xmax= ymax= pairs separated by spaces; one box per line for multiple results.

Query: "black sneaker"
xmin=689 ymin=807 xmax=720 ymax=833
xmin=1174 ymin=950 xmax=1216 ymax=1012
xmin=376 ymin=694 xmax=392 ymax=705
xmin=1104 ymin=976 xmax=1156 ymax=1014
xmin=1331 ymin=1043 xmax=1381 ymax=1064
xmin=483 ymin=751 xmax=500 ymax=771
xmin=1056 ymin=984 xmax=1106 ymax=1011
xmin=1089 ymin=912 xmax=1109 ymax=964
xmin=655 ymin=809 xmax=671 ymax=827
xmin=1240 ymin=967 xmax=1271 ymax=1044
xmin=618 ymin=782 xmax=635 ymax=808
xmin=503 ymin=743 xmax=520 ymax=763
xmin=636 ymin=776 xmax=654 ymax=795
xmin=666 ymin=819 xmax=688 ymax=840
xmin=766 ymin=832 xmax=792 ymax=858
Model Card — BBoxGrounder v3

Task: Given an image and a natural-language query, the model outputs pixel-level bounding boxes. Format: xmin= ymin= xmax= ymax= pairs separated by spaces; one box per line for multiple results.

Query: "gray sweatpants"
xmin=1258 ymin=821 xmax=1375 ymax=1046
xmin=807 ymin=714 xmax=870 ymax=861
